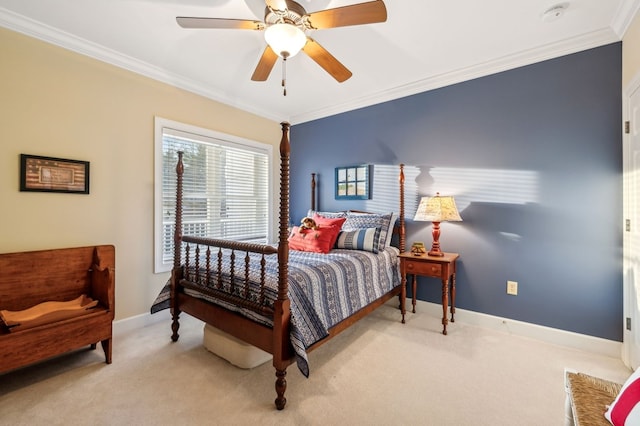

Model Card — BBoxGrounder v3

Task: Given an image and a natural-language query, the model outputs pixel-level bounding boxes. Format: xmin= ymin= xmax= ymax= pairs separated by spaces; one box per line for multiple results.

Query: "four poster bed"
xmin=166 ymin=122 xmax=407 ymax=410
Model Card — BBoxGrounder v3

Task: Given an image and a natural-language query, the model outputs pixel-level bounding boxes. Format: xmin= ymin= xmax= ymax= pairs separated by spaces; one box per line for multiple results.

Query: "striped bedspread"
xmin=286 ymin=246 xmax=401 ymax=376
xmin=152 ymin=246 xmax=401 ymax=377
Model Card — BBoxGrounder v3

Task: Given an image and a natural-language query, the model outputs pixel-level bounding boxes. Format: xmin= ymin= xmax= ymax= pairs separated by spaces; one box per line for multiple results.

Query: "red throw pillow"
xmin=313 ymin=213 xmax=346 ymax=248
xmin=288 ymin=225 xmax=340 ymax=254
xmin=605 ymin=368 xmax=640 ymax=425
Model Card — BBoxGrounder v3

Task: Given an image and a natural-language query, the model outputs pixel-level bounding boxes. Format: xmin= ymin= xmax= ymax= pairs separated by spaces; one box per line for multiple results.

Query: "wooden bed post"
xmin=311 ymin=173 xmax=316 ymax=211
xmin=399 ymin=164 xmax=406 ymax=253
xmin=273 ymin=122 xmax=291 ymax=410
xmin=171 ymin=151 xmax=184 ymax=342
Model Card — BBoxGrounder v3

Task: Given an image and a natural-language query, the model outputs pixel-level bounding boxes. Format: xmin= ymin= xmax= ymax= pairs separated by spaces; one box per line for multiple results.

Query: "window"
xmin=154 ymin=118 xmax=272 ymax=273
xmin=335 ymin=165 xmax=371 ymax=199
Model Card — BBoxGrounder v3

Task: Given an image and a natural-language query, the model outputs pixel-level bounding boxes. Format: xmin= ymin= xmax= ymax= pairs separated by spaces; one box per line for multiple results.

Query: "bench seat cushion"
xmin=0 ymin=295 xmax=98 ymax=332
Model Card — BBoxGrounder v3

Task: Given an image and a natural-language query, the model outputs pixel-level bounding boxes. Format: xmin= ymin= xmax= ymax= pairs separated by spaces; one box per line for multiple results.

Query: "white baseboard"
xmin=113 ymin=309 xmax=170 ymax=337
xmin=113 ymin=301 xmax=623 ymax=360
xmin=414 ymin=299 xmax=622 ymax=359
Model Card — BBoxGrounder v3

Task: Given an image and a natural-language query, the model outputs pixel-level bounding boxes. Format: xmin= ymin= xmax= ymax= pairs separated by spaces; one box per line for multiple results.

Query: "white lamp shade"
xmin=414 ymin=194 xmax=462 ymax=222
xmin=264 ymin=23 xmax=307 ymax=58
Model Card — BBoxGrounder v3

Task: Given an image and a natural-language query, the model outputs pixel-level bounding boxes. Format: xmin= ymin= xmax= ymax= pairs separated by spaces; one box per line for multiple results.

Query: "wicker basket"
xmin=565 ymin=371 xmax=622 ymax=426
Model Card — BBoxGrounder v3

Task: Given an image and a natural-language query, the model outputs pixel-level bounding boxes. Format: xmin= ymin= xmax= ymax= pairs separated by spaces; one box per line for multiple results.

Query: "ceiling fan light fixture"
xmin=264 ymin=23 xmax=306 ymax=58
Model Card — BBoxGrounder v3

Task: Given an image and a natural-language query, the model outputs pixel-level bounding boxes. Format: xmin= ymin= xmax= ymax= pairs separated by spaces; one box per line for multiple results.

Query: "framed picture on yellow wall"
xmin=20 ymin=154 xmax=90 ymax=194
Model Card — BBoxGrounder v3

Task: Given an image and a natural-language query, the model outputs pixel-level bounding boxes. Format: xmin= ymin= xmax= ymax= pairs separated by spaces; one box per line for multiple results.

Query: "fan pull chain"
xmin=282 ymin=57 xmax=287 ymax=96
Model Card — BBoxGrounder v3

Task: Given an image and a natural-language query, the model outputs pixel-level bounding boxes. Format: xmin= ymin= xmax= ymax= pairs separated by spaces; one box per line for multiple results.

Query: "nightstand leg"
xmin=450 ymin=273 xmax=456 ymax=323
xmin=400 ymin=270 xmax=406 ymax=323
xmin=441 ymin=278 xmax=449 ymax=335
xmin=412 ymin=274 xmax=417 ymax=314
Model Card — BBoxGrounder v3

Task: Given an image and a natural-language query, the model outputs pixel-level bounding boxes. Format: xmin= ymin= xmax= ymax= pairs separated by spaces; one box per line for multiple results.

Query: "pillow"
xmin=385 ymin=212 xmax=398 ymax=247
xmin=307 ymin=209 xmax=346 ymax=219
xmin=312 ymin=213 xmax=346 ymax=228
xmin=335 ymin=228 xmax=381 ymax=253
xmin=343 ymin=212 xmax=393 ymax=251
xmin=288 ymin=225 xmax=340 ymax=254
xmin=312 ymin=213 xmax=347 ymax=247
xmin=605 ymin=369 xmax=640 ymax=425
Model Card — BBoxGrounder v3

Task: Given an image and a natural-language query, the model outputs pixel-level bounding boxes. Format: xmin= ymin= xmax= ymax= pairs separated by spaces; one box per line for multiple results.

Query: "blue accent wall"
xmin=290 ymin=43 xmax=623 ymax=341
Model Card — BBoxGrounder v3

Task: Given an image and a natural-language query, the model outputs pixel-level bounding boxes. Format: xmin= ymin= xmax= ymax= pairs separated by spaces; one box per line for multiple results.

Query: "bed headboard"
xmin=307 ymin=164 xmax=405 ymax=253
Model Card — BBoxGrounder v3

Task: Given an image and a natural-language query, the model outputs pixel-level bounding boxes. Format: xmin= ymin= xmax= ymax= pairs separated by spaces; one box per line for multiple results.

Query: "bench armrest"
xmin=90 ymin=245 xmax=115 ymax=315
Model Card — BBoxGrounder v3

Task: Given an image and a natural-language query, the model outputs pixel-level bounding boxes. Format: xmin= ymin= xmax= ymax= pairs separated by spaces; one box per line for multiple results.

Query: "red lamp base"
xmin=429 ymin=221 xmax=445 ymax=257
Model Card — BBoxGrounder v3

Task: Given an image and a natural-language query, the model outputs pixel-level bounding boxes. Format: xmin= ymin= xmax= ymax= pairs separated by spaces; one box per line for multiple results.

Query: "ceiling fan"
xmin=176 ymin=0 xmax=387 ymax=88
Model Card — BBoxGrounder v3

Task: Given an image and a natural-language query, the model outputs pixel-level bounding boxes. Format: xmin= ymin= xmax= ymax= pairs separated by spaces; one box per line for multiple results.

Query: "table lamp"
xmin=414 ymin=193 xmax=462 ymax=256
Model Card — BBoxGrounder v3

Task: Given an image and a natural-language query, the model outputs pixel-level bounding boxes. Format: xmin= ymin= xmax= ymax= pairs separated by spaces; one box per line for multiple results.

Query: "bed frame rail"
xmin=180 ymin=236 xmax=278 ymax=317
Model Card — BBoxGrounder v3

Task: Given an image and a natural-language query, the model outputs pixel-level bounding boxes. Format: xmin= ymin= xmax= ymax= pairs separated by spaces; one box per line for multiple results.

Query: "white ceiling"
xmin=1 ymin=0 xmax=638 ymax=124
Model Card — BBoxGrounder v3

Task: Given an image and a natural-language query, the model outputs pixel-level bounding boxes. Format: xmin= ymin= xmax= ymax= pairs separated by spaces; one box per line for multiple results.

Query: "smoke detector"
xmin=542 ymin=3 xmax=569 ymax=22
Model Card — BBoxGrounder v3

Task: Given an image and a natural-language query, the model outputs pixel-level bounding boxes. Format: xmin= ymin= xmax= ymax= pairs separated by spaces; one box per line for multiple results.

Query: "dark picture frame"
xmin=20 ymin=154 xmax=90 ymax=194
xmin=335 ymin=164 xmax=371 ymax=200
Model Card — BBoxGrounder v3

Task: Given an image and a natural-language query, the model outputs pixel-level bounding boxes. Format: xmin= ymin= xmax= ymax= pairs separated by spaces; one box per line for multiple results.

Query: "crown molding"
xmin=611 ymin=0 xmax=640 ymax=37
xmin=0 ymin=7 xmax=285 ymax=123
xmin=0 ymin=6 xmax=628 ymax=126
xmin=290 ymin=27 xmax=620 ymax=124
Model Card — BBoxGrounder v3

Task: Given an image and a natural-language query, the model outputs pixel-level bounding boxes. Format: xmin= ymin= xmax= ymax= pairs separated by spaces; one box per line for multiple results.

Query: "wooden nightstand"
xmin=399 ymin=251 xmax=460 ymax=335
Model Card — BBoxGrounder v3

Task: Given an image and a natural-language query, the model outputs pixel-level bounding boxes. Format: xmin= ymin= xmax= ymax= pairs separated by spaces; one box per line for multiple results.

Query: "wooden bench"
xmin=0 ymin=245 xmax=115 ymax=374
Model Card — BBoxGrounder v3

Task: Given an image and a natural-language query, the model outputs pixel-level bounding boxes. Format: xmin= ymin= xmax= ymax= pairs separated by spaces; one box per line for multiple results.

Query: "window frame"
xmin=154 ymin=117 xmax=273 ymax=273
xmin=335 ymin=164 xmax=371 ymax=200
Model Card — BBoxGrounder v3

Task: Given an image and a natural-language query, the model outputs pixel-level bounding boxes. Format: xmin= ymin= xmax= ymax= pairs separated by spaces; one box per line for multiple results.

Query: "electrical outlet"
xmin=507 ymin=280 xmax=518 ymax=295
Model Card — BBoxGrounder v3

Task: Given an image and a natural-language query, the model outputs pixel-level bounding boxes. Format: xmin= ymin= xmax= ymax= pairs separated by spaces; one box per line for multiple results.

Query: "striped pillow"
xmin=343 ymin=212 xmax=393 ymax=251
xmin=335 ymin=228 xmax=381 ymax=253
xmin=605 ymin=368 xmax=640 ymax=425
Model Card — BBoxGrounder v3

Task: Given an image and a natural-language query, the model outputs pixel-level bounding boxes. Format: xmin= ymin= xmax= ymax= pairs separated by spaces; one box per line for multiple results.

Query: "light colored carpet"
xmin=0 ymin=302 xmax=631 ymax=426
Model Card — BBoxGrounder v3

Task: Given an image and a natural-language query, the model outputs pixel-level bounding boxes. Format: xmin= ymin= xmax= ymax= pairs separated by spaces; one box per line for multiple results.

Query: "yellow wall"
xmin=624 ymin=9 xmax=640 ymax=87
xmin=0 ymin=28 xmax=281 ymax=320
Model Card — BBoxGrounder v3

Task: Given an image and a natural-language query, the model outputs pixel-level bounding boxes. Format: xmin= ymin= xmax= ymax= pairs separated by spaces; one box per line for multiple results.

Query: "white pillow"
xmin=306 ymin=209 xmax=346 ymax=219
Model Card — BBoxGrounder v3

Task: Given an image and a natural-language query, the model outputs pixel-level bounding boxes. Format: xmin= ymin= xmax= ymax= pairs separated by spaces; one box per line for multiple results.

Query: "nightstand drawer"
xmin=405 ymin=261 xmax=442 ymax=277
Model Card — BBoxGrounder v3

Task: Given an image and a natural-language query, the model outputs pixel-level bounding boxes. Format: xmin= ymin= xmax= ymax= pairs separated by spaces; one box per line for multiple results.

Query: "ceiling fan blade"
xmin=306 ymin=0 xmax=387 ymax=30
xmin=251 ymin=45 xmax=279 ymax=81
xmin=176 ymin=17 xmax=263 ymax=30
xmin=302 ymin=38 xmax=352 ymax=83
xmin=265 ymin=0 xmax=289 ymax=13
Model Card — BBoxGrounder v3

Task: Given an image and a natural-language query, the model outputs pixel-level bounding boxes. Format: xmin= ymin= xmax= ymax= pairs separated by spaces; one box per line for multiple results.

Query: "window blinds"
xmin=161 ymin=127 xmax=269 ymax=267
